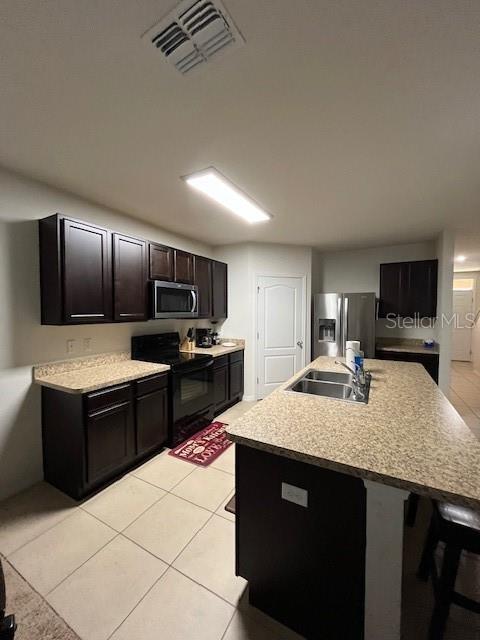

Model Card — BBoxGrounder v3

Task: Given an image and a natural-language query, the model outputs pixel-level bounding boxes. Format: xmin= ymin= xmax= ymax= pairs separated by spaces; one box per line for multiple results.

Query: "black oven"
xmin=131 ymin=332 xmax=214 ymax=446
xmin=170 ymin=360 xmax=214 ymax=446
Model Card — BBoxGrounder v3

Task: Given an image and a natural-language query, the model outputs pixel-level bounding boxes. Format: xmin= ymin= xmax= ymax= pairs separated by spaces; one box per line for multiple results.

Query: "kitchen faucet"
xmin=335 ymin=360 xmax=371 ymax=400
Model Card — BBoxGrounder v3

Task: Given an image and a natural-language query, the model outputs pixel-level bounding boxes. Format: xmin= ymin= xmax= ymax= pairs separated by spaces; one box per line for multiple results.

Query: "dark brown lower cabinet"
xmin=213 ymin=351 xmax=244 ymax=415
xmin=136 ymin=382 xmax=168 ymax=456
xmin=42 ymin=373 xmax=169 ymax=500
xmin=86 ymin=401 xmax=134 ymax=486
xmin=229 ymin=351 xmax=244 ymax=402
xmin=375 ymin=349 xmax=439 ymax=383
xmin=236 ymin=444 xmax=366 ymax=639
xmin=213 ymin=356 xmax=230 ymax=415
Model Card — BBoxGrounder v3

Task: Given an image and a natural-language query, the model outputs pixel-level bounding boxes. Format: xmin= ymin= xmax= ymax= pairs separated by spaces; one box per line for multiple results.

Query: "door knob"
xmin=297 ymin=340 xmax=304 ymax=348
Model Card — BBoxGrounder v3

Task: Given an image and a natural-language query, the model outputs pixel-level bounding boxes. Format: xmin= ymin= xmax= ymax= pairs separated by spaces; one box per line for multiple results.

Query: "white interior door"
xmin=452 ymin=290 xmax=474 ymax=361
xmin=256 ymin=276 xmax=305 ymax=399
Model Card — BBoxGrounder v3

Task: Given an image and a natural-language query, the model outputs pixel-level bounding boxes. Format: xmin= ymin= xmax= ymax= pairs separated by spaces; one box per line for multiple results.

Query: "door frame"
xmin=255 ymin=273 xmax=309 ymax=400
xmin=451 ymin=288 xmax=474 ymax=362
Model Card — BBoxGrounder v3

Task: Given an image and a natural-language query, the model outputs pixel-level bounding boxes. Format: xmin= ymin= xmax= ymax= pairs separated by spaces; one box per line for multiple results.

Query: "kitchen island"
xmin=226 ymin=357 xmax=480 ymax=640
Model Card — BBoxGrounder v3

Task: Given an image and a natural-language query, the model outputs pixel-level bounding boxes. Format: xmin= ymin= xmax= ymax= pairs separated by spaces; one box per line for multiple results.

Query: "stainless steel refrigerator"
xmin=312 ymin=292 xmax=376 ymax=359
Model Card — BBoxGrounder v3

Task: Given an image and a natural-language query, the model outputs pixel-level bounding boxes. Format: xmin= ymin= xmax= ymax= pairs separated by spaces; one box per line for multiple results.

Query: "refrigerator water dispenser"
xmin=318 ymin=319 xmax=336 ymax=342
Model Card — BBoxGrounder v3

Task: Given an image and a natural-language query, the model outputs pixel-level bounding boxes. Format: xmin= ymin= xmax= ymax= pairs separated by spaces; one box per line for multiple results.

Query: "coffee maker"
xmin=195 ymin=328 xmax=213 ymax=348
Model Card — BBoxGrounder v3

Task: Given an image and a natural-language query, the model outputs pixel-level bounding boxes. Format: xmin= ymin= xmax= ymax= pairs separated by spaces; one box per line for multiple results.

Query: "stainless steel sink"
xmin=286 ymin=368 xmax=370 ymax=404
xmin=290 ymin=379 xmax=354 ymax=400
xmin=304 ymin=370 xmax=352 ymax=385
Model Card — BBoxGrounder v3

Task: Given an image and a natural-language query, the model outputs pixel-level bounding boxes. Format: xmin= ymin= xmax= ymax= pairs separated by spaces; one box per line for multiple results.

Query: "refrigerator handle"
xmin=343 ymin=296 xmax=349 ymax=355
xmin=337 ymin=296 xmax=343 ymax=355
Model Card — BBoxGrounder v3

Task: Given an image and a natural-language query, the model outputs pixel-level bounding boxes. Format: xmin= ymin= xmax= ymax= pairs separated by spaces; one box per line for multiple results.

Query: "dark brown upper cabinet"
xmin=149 ymin=243 xmax=174 ymax=281
xmin=378 ymin=259 xmax=438 ymax=318
xmin=194 ymin=255 xmax=212 ymax=318
xmin=113 ymin=233 xmax=148 ymax=322
xmin=212 ymin=260 xmax=228 ymax=319
xmin=174 ymin=249 xmax=194 ymax=284
xmin=39 ymin=215 xmax=112 ymax=325
xmin=39 ymin=214 xmax=228 ymax=324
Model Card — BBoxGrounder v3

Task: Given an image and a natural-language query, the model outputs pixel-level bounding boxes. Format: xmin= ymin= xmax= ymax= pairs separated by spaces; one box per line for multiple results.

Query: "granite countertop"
xmin=227 ymin=357 xmax=480 ymax=509
xmin=376 ymin=339 xmax=440 ymax=355
xmin=33 ymin=352 xmax=170 ymax=394
xmin=180 ymin=340 xmax=244 ymax=358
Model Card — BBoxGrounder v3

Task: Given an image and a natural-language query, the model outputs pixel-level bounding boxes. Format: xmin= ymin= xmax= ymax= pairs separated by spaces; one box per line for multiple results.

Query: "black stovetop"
xmin=131 ymin=332 xmax=212 ymax=373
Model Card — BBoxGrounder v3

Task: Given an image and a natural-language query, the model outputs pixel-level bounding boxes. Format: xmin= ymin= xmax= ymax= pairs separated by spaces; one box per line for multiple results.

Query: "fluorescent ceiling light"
xmin=455 ymin=255 xmax=467 ymax=262
xmin=183 ymin=167 xmax=272 ymax=223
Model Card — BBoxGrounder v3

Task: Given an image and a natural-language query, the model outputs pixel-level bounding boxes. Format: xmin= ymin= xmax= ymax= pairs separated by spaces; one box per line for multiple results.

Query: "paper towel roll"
xmin=346 ymin=340 xmax=360 ymax=370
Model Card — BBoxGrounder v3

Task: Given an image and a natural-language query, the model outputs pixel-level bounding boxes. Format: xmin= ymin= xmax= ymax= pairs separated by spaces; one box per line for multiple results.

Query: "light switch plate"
xmin=281 ymin=482 xmax=308 ymax=508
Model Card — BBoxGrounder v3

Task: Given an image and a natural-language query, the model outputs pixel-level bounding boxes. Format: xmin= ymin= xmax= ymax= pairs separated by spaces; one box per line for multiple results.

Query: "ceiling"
xmin=1 ymin=0 xmax=480 ymax=249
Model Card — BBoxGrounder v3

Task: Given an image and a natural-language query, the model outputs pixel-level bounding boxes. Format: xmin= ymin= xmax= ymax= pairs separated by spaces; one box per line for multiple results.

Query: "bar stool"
xmin=417 ymin=501 xmax=480 ymax=640
xmin=0 ymin=559 xmax=16 ymax=639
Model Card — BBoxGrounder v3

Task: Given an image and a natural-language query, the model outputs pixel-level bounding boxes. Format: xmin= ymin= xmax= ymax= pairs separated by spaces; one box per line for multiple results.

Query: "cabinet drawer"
xmin=229 ymin=350 xmax=244 ymax=364
xmin=214 ymin=355 xmax=229 ymax=369
xmin=135 ymin=373 xmax=168 ymax=397
xmin=86 ymin=383 xmax=132 ymax=414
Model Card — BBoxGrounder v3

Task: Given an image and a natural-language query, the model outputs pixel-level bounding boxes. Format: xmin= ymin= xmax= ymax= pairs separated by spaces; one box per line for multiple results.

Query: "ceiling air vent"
xmin=142 ymin=0 xmax=245 ymax=74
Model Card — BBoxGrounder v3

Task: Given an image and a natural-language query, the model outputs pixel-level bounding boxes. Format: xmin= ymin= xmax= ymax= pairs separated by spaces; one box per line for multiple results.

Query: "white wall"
xmin=453 ymin=270 xmax=480 ymax=373
xmin=213 ymin=243 xmax=312 ymax=399
xmin=313 ymin=241 xmax=438 ymax=340
xmin=0 ymin=167 xmax=213 ymax=500
xmin=436 ymin=230 xmax=455 ymax=392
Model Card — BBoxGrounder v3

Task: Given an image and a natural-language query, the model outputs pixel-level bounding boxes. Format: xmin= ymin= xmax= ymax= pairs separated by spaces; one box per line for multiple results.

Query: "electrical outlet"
xmin=66 ymin=339 xmax=76 ymax=355
xmin=83 ymin=338 xmax=92 ymax=352
xmin=281 ymin=482 xmax=308 ymax=508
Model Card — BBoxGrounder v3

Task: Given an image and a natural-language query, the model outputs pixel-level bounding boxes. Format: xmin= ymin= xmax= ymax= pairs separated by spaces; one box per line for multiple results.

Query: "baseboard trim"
xmin=242 ymin=395 xmax=255 ymax=402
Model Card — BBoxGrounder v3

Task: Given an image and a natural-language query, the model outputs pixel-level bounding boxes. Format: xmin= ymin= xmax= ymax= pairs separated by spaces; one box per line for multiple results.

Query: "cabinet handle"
xmin=88 ymin=383 xmax=131 ymax=398
xmin=88 ymin=401 xmax=130 ymax=418
xmin=136 ymin=388 xmax=166 ymax=401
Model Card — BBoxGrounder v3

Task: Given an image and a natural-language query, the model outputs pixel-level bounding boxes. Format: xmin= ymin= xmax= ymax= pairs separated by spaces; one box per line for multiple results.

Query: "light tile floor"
xmin=449 ymin=361 xmax=480 ymax=439
xmin=3 ymin=380 xmax=479 ymax=640
xmin=0 ymin=400 xmax=301 ymax=640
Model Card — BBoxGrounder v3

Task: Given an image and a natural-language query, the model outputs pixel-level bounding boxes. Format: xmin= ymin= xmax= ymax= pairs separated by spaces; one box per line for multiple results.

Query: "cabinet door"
xmin=113 ymin=234 xmax=148 ymax=321
xmin=212 ymin=260 xmax=228 ymax=319
xmin=86 ymin=401 xmax=134 ymax=485
xmin=194 ymin=256 xmax=212 ymax=318
xmin=229 ymin=360 xmax=244 ymax=401
xmin=213 ymin=365 xmax=229 ymax=413
xmin=149 ymin=243 xmax=174 ymax=281
xmin=136 ymin=388 xmax=169 ymax=455
xmin=379 ymin=263 xmax=400 ymax=318
xmin=174 ymin=250 xmax=194 ymax=284
xmin=63 ymin=219 xmax=112 ymax=323
xmin=407 ymin=260 xmax=438 ymax=318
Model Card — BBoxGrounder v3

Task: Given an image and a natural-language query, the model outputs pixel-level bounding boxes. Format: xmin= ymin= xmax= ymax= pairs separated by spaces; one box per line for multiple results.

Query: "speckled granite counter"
xmin=376 ymin=338 xmax=440 ymax=355
xmin=180 ymin=339 xmax=244 ymax=357
xmin=227 ymin=357 xmax=480 ymax=508
xmin=33 ymin=351 xmax=170 ymax=394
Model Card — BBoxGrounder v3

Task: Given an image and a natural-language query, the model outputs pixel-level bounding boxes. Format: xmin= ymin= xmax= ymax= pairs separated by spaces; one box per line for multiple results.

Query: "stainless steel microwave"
xmin=151 ymin=281 xmax=198 ymax=319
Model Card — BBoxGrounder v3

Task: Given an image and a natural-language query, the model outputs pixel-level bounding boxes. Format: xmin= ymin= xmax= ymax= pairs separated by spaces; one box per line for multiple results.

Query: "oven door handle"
xmin=179 ymin=360 xmax=214 ymax=375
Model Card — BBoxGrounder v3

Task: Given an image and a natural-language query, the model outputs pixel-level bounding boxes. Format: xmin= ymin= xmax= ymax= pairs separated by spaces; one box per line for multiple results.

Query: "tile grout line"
xmin=220 ymin=609 xmax=238 ymax=640
xmin=105 ymin=512 xmax=235 ymax=640
xmin=5 ymin=503 xmax=79 ymax=559
xmin=0 ymin=554 xmax=84 ymax=640
xmin=1 ymin=433 xmax=244 ymax=638
xmin=103 ymin=446 xmax=240 ymax=637
xmin=44 ymin=532 xmax=122 ymax=598
xmin=47 ymin=455 xmax=236 ymax=611
xmin=78 ymin=484 xmax=170 ymax=532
